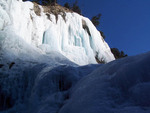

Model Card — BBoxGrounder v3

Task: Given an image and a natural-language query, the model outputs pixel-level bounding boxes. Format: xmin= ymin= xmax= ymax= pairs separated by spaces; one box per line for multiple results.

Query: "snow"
xmin=0 ymin=59 xmax=101 ymax=113
xmin=1 ymin=0 xmax=150 ymax=113
xmin=0 ymin=0 xmax=114 ymax=65
xmin=1 ymin=51 xmax=150 ymax=113
xmin=59 ymin=52 xmax=150 ymax=113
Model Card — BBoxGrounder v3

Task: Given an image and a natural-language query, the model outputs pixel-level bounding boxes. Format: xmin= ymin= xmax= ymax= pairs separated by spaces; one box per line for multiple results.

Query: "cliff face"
xmin=1 ymin=1 xmax=150 ymax=113
xmin=0 ymin=0 xmax=114 ymax=65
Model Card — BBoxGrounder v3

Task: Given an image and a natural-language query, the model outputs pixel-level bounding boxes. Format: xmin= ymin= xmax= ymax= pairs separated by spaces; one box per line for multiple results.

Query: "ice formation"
xmin=1 ymin=1 xmax=150 ymax=113
xmin=0 ymin=0 xmax=114 ymax=65
xmin=1 ymin=50 xmax=150 ymax=113
xmin=0 ymin=0 xmax=115 ymax=112
xmin=59 ymin=52 xmax=150 ymax=113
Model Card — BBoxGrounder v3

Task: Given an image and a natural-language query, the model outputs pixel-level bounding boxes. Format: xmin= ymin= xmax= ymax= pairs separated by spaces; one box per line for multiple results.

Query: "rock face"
xmin=0 ymin=0 xmax=114 ymax=65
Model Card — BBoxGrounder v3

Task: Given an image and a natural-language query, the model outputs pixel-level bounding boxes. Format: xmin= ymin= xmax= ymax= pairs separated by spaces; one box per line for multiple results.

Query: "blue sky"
xmin=58 ymin=0 xmax=150 ymax=56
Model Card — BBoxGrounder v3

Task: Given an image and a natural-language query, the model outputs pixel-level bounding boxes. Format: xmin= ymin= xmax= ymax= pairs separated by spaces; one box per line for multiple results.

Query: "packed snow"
xmin=0 ymin=0 xmax=150 ymax=113
xmin=1 ymin=51 xmax=150 ymax=113
xmin=59 ymin=52 xmax=150 ymax=113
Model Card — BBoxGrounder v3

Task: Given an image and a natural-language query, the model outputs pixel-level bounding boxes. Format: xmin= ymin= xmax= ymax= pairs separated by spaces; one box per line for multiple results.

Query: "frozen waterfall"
xmin=0 ymin=0 xmax=114 ymax=65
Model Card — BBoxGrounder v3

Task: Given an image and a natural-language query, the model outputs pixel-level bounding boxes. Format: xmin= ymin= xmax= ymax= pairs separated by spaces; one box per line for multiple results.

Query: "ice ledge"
xmin=0 ymin=0 xmax=115 ymax=65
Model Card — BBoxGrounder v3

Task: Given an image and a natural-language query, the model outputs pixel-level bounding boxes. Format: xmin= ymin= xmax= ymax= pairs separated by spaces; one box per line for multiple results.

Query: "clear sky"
xmin=58 ymin=0 xmax=150 ymax=56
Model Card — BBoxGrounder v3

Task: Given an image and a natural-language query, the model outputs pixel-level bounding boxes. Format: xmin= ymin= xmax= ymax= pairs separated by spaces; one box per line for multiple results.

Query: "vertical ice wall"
xmin=0 ymin=0 xmax=115 ymax=65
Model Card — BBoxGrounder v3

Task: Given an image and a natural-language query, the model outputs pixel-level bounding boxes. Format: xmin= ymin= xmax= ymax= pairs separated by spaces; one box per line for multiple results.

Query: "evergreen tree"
xmin=111 ymin=48 xmax=128 ymax=59
xmin=91 ymin=14 xmax=101 ymax=27
xmin=72 ymin=1 xmax=81 ymax=14
xmin=64 ymin=2 xmax=70 ymax=9
xmin=41 ymin=0 xmax=57 ymax=5
xmin=63 ymin=1 xmax=81 ymax=14
xmin=23 ymin=0 xmax=57 ymax=5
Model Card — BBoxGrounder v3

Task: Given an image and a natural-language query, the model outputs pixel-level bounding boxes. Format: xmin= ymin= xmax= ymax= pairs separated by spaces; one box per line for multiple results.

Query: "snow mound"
xmin=0 ymin=0 xmax=114 ymax=65
xmin=0 ymin=59 xmax=100 ymax=112
xmin=59 ymin=52 xmax=150 ymax=113
xmin=2 ymin=1 xmax=150 ymax=113
xmin=1 ymin=51 xmax=150 ymax=113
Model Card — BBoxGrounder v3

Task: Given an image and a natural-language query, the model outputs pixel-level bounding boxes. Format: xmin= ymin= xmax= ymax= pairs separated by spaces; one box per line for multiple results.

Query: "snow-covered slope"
xmin=1 ymin=1 xmax=150 ymax=113
xmin=0 ymin=51 xmax=150 ymax=113
xmin=0 ymin=0 xmax=114 ymax=65
xmin=59 ymin=52 xmax=150 ymax=113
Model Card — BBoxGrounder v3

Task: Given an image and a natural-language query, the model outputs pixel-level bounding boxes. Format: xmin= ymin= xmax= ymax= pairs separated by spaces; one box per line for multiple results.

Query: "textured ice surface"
xmin=1 ymin=1 xmax=149 ymax=113
xmin=0 ymin=57 xmax=101 ymax=113
xmin=0 ymin=0 xmax=114 ymax=65
xmin=59 ymin=52 xmax=150 ymax=113
xmin=1 ymin=51 xmax=150 ymax=113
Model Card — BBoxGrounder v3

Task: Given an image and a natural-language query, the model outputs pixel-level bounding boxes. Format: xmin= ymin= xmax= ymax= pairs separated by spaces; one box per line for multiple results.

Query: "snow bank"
xmin=0 ymin=0 xmax=114 ymax=65
xmin=1 ymin=51 xmax=149 ymax=113
xmin=59 ymin=52 xmax=150 ymax=113
xmin=0 ymin=59 xmax=100 ymax=112
xmin=3 ymin=0 xmax=150 ymax=113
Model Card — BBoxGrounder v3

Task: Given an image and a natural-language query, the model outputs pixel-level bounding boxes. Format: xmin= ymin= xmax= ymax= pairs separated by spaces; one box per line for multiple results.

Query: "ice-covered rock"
xmin=59 ymin=52 xmax=150 ymax=113
xmin=0 ymin=0 xmax=114 ymax=112
xmin=0 ymin=1 xmax=150 ymax=113
xmin=0 ymin=0 xmax=114 ymax=65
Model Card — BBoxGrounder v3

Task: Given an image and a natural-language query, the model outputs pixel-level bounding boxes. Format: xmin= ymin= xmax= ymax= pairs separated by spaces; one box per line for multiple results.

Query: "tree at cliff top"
xmin=64 ymin=1 xmax=81 ymax=14
xmin=23 ymin=0 xmax=57 ymax=5
xmin=111 ymin=48 xmax=128 ymax=59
